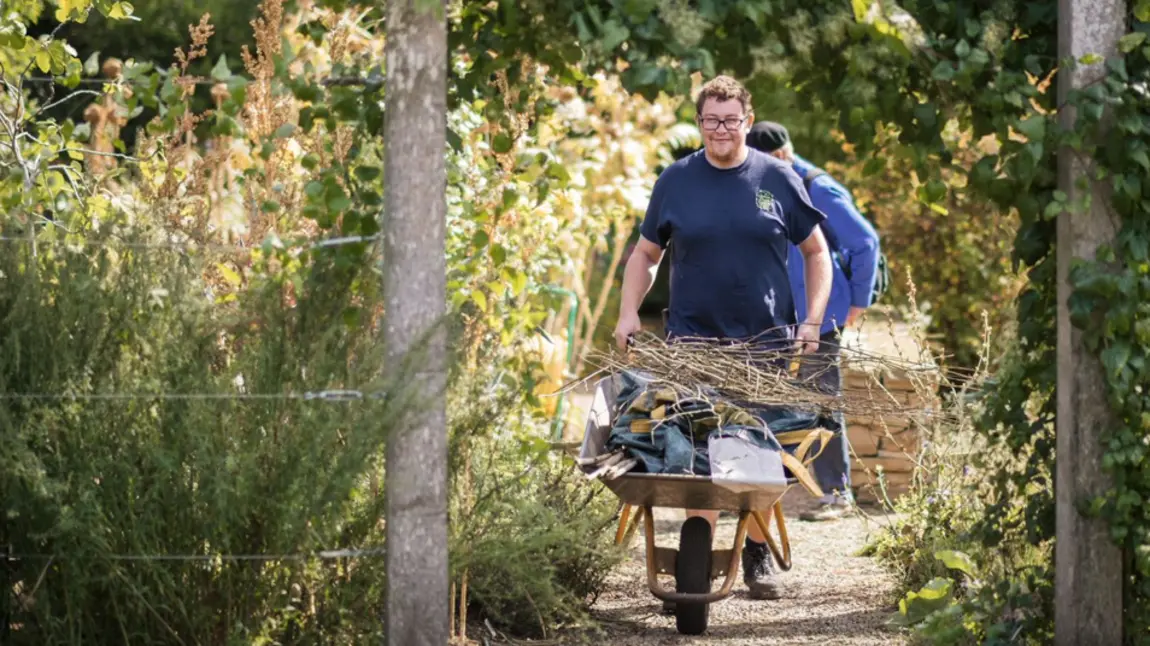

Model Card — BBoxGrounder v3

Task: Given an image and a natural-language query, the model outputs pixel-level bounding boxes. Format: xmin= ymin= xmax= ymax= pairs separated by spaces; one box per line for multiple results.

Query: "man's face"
xmin=698 ymin=98 xmax=752 ymax=163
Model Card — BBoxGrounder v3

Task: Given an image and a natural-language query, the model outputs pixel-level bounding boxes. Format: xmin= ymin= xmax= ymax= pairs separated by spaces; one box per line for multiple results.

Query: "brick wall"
xmin=839 ymin=320 xmax=936 ymax=504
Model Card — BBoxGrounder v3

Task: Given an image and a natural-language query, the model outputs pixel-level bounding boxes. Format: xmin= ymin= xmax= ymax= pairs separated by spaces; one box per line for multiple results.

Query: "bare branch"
xmin=40 ymin=89 xmax=103 ymax=113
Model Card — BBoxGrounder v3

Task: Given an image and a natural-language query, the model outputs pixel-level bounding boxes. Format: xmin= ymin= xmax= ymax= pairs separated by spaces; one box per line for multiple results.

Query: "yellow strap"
xmin=774 ymin=428 xmax=836 ymax=465
xmin=781 ymin=452 xmax=825 ymax=499
xmin=795 ymin=429 xmax=835 ymax=464
xmin=773 ymin=429 xmax=810 ymax=446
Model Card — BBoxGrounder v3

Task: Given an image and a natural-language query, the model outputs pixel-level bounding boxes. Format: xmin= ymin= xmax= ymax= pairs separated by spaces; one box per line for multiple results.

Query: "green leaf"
xmin=472 ymin=290 xmax=487 ymax=312
xmin=328 ymin=193 xmax=352 ymax=212
xmin=108 ymin=2 xmax=134 ymax=19
xmin=599 ymin=19 xmax=630 ymax=52
xmin=1102 ymin=342 xmax=1132 ymax=378
xmin=1137 ymin=0 xmax=1150 ymax=22
xmin=862 ymin=157 xmax=886 ymax=177
xmin=923 ymin=178 xmax=947 ymax=203
xmin=491 ymin=244 xmax=507 ymax=266
xmin=510 ymin=270 xmax=527 ymax=296
xmin=1134 ymin=150 xmax=1150 ymax=170
xmin=273 ymin=123 xmax=297 ymax=139
xmin=850 ymin=0 xmax=868 ymax=22
xmin=35 ymin=50 xmax=51 ymax=73
xmin=1107 ymin=56 xmax=1129 ymax=80
xmin=1016 ymin=116 xmax=1046 ymax=142
xmin=547 ymin=163 xmax=571 ymax=183
xmin=492 ymin=133 xmax=513 ymax=154
xmin=898 ymin=577 xmax=954 ymax=624
xmin=1079 ymin=53 xmax=1104 ymax=65
xmin=471 ymin=230 xmax=490 ymax=249
xmin=1120 ymin=32 xmax=1148 ymax=53
xmin=211 ymin=55 xmax=231 ymax=81
xmin=935 ymin=550 xmax=977 ymax=577
xmin=502 ymin=187 xmax=518 ymax=211
xmin=930 ymin=61 xmax=955 ymax=82
xmin=354 ymin=165 xmax=381 ymax=182
xmin=83 ymin=51 xmax=101 ymax=76
xmin=955 ymin=39 xmax=971 ymax=59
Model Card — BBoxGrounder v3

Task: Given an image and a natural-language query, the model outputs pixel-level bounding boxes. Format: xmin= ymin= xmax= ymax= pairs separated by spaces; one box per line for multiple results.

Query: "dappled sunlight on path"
xmin=561 ymin=497 xmax=906 ymax=645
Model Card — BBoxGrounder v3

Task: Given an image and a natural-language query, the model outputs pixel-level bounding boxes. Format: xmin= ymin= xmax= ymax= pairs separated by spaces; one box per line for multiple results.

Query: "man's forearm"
xmin=619 ymin=253 xmax=659 ymax=316
xmin=803 ymin=249 xmax=832 ymax=325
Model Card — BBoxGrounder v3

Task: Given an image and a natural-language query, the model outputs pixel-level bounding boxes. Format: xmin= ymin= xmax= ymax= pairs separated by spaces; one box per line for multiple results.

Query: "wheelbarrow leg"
xmin=614 ymin=504 xmax=644 ymax=548
xmin=615 ymin=504 xmax=633 ymax=545
xmin=751 ymin=500 xmax=792 ymax=572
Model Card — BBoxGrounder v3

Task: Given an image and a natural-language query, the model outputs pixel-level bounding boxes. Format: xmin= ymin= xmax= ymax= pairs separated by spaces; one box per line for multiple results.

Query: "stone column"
xmin=1056 ymin=0 xmax=1126 ymax=643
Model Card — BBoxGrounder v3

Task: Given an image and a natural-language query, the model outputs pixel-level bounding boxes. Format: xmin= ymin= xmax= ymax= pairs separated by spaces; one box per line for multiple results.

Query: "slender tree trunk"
xmin=383 ymin=1 xmax=448 ymax=645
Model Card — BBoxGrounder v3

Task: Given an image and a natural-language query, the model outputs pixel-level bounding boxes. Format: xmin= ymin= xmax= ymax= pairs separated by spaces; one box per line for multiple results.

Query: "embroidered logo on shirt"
xmin=763 ymin=288 xmax=777 ymax=317
xmin=755 ymin=189 xmax=775 ymax=211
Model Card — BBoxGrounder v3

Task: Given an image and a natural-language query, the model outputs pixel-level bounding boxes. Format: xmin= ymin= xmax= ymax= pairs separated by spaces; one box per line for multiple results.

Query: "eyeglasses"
xmin=698 ymin=116 xmax=748 ymax=131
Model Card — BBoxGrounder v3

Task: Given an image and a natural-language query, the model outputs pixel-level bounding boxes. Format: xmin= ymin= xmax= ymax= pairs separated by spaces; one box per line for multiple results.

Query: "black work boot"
xmin=742 ymin=538 xmax=782 ymax=600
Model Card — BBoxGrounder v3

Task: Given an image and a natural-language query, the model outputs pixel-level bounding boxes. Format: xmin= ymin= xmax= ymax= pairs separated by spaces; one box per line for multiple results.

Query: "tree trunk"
xmin=383 ymin=1 xmax=448 ymax=645
xmin=1055 ymin=0 xmax=1126 ymax=643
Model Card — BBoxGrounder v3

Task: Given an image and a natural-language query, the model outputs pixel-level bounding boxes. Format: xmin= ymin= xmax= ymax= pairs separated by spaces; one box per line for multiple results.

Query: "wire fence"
xmin=18 ymin=74 xmax=376 ymax=88
xmin=0 ymin=388 xmax=385 ymax=402
xmin=3 ymin=547 xmax=386 ymax=562
xmin=0 ymin=234 xmax=380 ymax=253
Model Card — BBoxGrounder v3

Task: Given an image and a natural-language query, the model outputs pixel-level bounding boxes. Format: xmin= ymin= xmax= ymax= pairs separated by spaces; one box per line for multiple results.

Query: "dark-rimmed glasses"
xmin=698 ymin=116 xmax=748 ymax=131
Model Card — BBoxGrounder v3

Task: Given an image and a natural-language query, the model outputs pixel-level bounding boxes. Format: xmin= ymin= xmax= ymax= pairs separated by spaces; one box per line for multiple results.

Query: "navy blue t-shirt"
xmin=640 ymin=149 xmax=826 ymax=343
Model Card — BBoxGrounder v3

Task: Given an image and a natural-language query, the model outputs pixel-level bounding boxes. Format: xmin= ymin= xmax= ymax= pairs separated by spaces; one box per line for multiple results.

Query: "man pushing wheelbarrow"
xmin=605 ymin=74 xmax=837 ymax=629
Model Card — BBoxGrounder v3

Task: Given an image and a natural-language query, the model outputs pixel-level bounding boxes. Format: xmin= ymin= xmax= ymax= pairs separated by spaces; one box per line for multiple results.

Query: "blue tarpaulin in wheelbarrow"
xmin=603 ymin=370 xmax=827 ymax=477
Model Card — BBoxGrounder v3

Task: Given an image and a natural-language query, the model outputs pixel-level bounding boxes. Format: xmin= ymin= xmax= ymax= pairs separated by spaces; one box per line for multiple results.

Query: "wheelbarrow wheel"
xmin=675 ymin=516 xmax=712 ymax=635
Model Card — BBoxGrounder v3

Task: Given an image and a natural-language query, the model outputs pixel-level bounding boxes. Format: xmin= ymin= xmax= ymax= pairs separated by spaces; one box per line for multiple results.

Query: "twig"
xmin=570 ymin=332 xmax=963 ymax=423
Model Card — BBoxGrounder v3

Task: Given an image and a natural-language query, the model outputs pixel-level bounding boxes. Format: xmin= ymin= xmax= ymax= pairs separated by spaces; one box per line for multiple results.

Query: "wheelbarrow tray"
xmin=577 ymin=372 xmax=801 ymax=512
xmin=597 ymin=471 xmax=789 ymax=512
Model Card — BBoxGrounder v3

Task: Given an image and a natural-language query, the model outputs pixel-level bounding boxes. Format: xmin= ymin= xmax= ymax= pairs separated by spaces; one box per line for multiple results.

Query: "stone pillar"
xmin=1056 ymin=0 xmax=1126 ymax=643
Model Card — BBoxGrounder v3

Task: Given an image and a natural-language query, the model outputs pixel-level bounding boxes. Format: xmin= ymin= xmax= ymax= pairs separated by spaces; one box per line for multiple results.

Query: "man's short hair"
xmin=695 ymin=75 xmax=752 ymax=116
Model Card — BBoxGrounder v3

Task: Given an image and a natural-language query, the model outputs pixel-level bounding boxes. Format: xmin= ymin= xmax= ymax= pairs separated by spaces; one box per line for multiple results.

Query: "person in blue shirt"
xmin=614 ymin=76 xmax=833 ymax=601
xmin=747 ymin=121 xmax=882 ymax=522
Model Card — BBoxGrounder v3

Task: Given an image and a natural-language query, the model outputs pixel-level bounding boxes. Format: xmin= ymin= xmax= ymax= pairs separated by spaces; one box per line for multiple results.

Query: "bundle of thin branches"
xmin=572 ymin=331 xmax=963 ymax=424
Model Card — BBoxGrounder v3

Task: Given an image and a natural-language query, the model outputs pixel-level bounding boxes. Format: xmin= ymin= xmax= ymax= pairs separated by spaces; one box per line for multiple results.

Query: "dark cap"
xmin=746 ymin=121 xmax=790 ymax=153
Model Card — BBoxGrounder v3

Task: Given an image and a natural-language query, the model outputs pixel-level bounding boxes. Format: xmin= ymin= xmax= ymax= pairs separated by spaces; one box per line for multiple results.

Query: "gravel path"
xmin=562 ymin=496 xmax=907 ymax=645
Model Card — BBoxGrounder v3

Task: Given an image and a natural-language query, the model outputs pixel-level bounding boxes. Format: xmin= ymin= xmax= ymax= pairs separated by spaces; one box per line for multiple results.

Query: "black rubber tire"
xmin=674 ymin=516 xmax=713 ymax=635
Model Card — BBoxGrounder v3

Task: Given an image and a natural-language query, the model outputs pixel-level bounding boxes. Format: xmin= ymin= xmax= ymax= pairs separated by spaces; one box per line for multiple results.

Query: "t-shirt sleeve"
xmin=639 ymin=170 xmax=673 ymax=248
xmin=778 ymin=166 xmax=827 ymax=245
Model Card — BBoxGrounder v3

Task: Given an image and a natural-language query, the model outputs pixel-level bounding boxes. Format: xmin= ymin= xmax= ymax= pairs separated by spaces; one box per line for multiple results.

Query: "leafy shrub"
xmin=451 ymin=429 xmax=621 ymax=637
xmin=824 ymin=124 xmax=1025 ymax=368
xmin=866 ymin=340 xmax=1054 ymax=645
xmin=0 ymin=220 xmax=405 ymax=643
xmin=2 ymin=1 xmax=631 ymax=642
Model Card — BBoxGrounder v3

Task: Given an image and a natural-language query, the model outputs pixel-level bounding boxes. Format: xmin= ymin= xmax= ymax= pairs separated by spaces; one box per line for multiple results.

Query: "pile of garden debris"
xmin=578 ymin=371 xmax=825 ymax=479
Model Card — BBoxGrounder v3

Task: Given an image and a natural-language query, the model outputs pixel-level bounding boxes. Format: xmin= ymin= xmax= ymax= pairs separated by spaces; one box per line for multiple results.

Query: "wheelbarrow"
xmin=577 ymin=373 xmax=832 ymax=635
